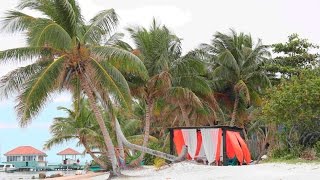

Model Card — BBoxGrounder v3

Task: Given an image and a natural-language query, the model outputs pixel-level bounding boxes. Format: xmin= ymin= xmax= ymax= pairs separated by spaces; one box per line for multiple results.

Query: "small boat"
xmin=0 ymin=163 xmax=18 ymax=172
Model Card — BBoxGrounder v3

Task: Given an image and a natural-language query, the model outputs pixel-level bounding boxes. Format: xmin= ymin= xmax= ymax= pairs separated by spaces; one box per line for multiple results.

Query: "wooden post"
xmin=223 ymin=128 xmax=227 ymax=166
xmin=169 ymin=128 xmax=174 ymax=155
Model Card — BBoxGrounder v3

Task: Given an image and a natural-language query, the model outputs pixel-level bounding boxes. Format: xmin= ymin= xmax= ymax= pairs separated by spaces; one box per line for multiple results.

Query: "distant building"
xmin=4 ymin=146 xmax=47 ymax=169
xmin=57 ymin=148 xmax=81 ymax=165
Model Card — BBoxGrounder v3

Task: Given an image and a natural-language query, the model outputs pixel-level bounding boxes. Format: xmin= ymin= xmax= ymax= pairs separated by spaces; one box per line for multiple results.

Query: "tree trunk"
xmin=242 ymin=128 xmax=249 ymax=141
xmin=81 ymin=76 xmax=120 ymax=176
xmin=230 ymin=93 xmax=239 ymax=126
xmin=179 ymin=104 xmax=190 ymax=127
xmin=82 ymin=73 xmax=187 ymax=165
xmin=115 ymin=117 xmax=187 ymax=162
xmin=82 ymin=139 xmax=108 ymax=170
xmin=110 ymin=111 xmax=126 ymax=164
xmin=116 ymin=131 xmax=125 ymax=161
xmin=130 ymin=98 xmax=154 ymax=166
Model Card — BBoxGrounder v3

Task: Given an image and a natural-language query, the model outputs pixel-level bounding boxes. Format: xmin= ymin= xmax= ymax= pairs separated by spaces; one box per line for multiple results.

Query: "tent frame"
xmin=168 ymin=126 xmax=243 ymax=166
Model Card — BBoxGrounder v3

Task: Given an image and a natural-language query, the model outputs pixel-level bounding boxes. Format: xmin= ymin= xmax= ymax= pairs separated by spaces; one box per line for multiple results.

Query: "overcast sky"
xmin=1 ymin=0 xmax=320 ymax=162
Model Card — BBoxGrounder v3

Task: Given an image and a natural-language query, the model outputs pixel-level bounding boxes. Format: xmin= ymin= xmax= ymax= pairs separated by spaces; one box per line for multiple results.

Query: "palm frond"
xmin=54 ymin=0 xmax=82 ymax=36
xmin=170 ymin=57 xmax=206 ymax=77
xmin=0 ymin=61 xmax=50 ymax=98
xmin=217 ymin=50 xmax=240 ymax=77
xmin=28 ymin=21 xmax=72 ymax=49
xmin=0 ymin=47 xmax=51 ymax=64
xmin=90 ymin=46 xmax=148 ymax=80
xmin=167 ymin=87 xmax=202 ymax=107
xmin=128 ymin=20 xmax=181 ymax=76
xmin=16 ymin=0 xmax=64 ymax=29
xmin=82 ymin=9 xmax=118 ymax=43
xmin=105 ymin=33 xmax=124 ymax=46
xmin=44 ymin=136 xmax=76 ymax=150
xmin=16 ymin=55 xmax=66 ymax=127
xmin=173 ymin=75 xmax=211 ymax=95
xmin=89 ymin=58 xmax=132 ymax=110
xmin=1 ymin=10 xmax=36 ymax=32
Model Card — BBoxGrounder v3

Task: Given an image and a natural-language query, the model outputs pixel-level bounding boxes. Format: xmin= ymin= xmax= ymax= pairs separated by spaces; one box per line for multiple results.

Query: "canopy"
xmin=171 ymin=127 xmax=251 ymax=166
xmin=57 ymin=148 xmax=81 ymax=155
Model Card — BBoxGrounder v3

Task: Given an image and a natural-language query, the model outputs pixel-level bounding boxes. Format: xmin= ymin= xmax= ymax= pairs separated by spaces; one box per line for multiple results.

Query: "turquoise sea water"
xmin=0 ymin=171 xmax=78 ymax=180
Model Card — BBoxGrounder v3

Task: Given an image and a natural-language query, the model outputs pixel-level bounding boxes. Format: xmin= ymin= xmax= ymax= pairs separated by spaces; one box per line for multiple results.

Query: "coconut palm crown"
xmin=122 ymin=20 xmax=214 ymax=165
xmin=0 ymin=0 xmax=148 ymax=175
xmin=200 ymin=29 xmax=271 ymax=127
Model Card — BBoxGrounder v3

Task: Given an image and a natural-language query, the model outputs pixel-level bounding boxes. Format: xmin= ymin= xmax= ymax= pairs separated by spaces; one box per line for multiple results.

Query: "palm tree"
xmin=200 ymin=30 xmax=271 ymax=127
xmin=125 ymin=19 xmax=212 ymax=165
xmin=44 ymin=102 xmax=108 ymax=169
xmin=0 ymin=0 xmax=148 ymax=176
xmin=44 ymin=99 xmax=147 ymax=169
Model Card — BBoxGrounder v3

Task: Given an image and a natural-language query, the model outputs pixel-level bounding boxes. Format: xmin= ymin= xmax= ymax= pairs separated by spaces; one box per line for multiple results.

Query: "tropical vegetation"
xmin=0 ymin=0 xmax=320 ymax=178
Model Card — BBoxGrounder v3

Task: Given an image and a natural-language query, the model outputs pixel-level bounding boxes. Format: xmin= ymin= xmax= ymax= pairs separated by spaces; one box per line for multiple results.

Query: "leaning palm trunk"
xmin=84 ymin=74 xmax=187 ymax=163
xmin=115 ymin=117 xmax=187 ymax=162
xmin=116 ymin=130 xmax=125 ymax=161
xmin=81 ymin=76 xmax=120 ymax=176
xmin=230 ymin=93 xmax=239 ymax=126
xmin=130 ymin=99 xmax=154 ymax=166
xmin=110 ymin=112 xmax=126 ymax=163
xmin=82 ymin=140 xmax=108 ymax=170
xmin=179 ymin=104 xmax=190 ymax=126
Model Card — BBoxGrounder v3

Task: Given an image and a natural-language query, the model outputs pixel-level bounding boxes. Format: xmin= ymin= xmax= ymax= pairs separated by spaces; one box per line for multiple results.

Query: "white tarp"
xmin=200 ymin=128 xmax=219 ymax=164
xmin=181 ymin=129 xmax=198 ymax=160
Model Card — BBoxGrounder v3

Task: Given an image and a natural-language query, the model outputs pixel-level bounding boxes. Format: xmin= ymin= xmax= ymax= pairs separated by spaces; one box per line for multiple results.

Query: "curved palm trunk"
xmin=116 ymin=131 xmax=125 ymax=161
xmin=179 ymin=104 xmax=190 ymax=126
xmin=115 ymin=117 xmax=187 ymax=162
xmin=130 ymin=99 xmax=154 ymax=166
xmin=230 ymin=93 xmax=239 ymax=127
xmin=82 ymin=139 xmax=108 ymax=170
xmin=81 ymin=78 xmax=120 ymax=176
xmin=83 ymin=74 xmax=187 ymax=164
xmin=110 ymin=112 xmax=126 ymax=163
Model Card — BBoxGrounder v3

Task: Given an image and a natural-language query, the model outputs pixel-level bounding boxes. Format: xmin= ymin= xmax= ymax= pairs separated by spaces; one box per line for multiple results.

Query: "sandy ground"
xmin=49 ymin=172 xmax=105 ymax=180
xmin=84 ymin=162 xmax=320 ymax=180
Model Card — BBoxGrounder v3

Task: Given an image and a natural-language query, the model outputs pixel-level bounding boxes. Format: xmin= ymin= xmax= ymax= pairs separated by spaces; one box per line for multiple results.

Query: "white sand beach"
xmin=85 ymin=162 xmax=320 ymax=180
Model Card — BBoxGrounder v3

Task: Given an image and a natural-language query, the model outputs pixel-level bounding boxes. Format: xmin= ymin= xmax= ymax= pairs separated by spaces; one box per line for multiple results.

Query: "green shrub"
xmin=154 ymin=157 xmax=166 ymax=169
xmin=270 ymin=147 xmax=288 ymax=159
xmin=300 ymin=148 xmax=317 ymax=160
xmin=270 ymin=145 xmax=302 ymax=160
xmin=125 ymin=151 xmax=141 ymax=165
xmin=314 ymin=141 xmax=320 ymax=158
